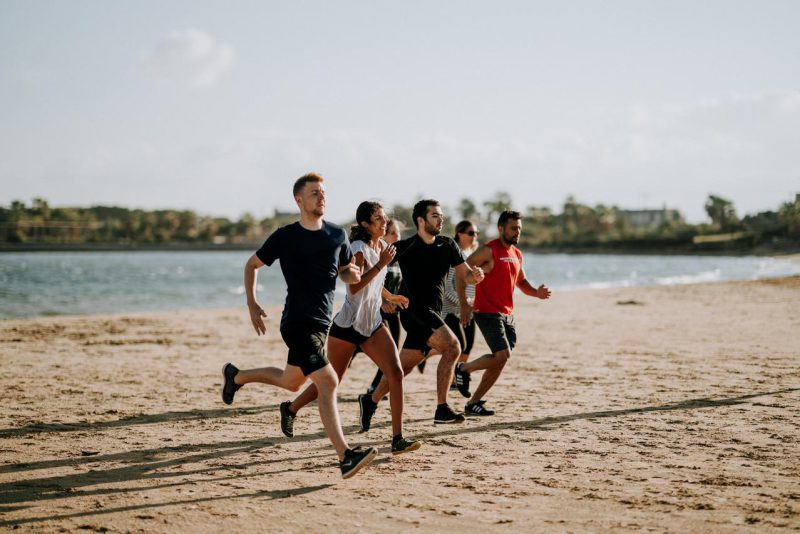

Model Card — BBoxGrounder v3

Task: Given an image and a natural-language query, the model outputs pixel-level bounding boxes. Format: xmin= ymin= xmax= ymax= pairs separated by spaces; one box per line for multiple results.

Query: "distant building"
xmin=617 ymin=208 xmax=684 ymax=230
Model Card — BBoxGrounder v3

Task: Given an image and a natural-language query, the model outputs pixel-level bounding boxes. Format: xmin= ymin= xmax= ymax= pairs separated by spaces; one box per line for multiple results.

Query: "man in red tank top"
xmin=453 ymin=210 xmax=551 ymax=416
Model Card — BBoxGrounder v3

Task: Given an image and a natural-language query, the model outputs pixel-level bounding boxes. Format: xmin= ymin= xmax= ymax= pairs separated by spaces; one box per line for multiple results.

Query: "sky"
xmin=1 ymin=0 xmax=799 ymax=224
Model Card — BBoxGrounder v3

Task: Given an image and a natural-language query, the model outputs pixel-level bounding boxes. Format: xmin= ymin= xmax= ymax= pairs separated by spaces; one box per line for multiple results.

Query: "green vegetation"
xmin=1 ymin=193 xmax=799 ymax=253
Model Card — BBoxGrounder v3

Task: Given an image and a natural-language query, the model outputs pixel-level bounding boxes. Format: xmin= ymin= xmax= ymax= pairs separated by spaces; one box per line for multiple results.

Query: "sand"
xmin=1 ymin=277 xmax=798 ymax=532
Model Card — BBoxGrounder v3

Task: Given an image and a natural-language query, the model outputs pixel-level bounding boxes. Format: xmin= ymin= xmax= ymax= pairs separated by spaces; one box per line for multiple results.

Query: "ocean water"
xmin=0 ymin=251 xmax=798 ymax=319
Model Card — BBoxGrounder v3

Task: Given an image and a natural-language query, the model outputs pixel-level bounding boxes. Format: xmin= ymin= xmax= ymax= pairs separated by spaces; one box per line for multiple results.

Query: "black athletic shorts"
xmin=329 ymin=321 xmax=381 ymax=347
xmin=399 ymin=307 xmax=445 ymax=352
xmin=279 ymin=322 xmax=330 ymax=376
xmin=474 ymin=313 xmax=516 ymax=354
xmin=444 ymin=313 xmax=476 ymax=355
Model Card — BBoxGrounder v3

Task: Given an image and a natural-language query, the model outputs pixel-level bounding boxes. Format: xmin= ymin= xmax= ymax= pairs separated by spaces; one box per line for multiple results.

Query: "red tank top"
xmin=473 ymin=239 xmax=522 ymax=315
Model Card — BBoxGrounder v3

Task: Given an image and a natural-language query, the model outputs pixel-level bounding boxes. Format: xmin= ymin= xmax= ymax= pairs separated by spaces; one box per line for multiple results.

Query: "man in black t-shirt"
xmin=220 ymin=173 xmax=378 ymax=479
xmin=359 ymin=199 xmax=485 ymax=427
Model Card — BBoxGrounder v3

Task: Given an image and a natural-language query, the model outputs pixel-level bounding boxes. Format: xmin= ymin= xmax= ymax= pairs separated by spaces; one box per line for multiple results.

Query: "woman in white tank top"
xmin=282 ymin=202 xmax=421 ymax=455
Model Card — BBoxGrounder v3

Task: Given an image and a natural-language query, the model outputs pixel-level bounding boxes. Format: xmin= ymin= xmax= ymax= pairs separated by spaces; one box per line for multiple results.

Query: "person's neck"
xmin=498 ymin=237 xmax=514 ymax=249
xmin=417 ymin=229 xmax=435 ymax=244
xmin=299 ymin=213 xmax=323 ymax=231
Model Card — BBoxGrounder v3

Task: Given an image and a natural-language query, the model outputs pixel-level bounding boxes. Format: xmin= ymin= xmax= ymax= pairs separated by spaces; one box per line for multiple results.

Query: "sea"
xmin=0 ymin=251 xmax=798 ymax=319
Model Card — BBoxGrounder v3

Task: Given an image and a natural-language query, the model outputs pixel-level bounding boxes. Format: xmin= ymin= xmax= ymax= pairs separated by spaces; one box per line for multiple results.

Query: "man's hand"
xmin=459 ymin=301 xmax=473 ymax=327
xmin=341 ymin=256 xmax=362 ymax=284
xmin=386 ymin=293 xmax=409 ymax=309
xmin=535 ymin=284 xmax=551 ymax=300
xmin=471 ymin=266 xmax=485 ymax=284
xmin=248 ymin=301 xmax=267 ymax=335
xmin=378 ymin=243 xmax=396 ymax=268
xmin=381 ymin=300 xmax=397 ymax=314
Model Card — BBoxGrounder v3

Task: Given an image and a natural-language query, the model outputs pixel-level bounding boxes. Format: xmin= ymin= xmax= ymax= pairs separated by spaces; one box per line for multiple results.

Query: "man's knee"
xmin=311 ymin=366 xmax=339 ymax=392
xmin=492 ymin=349 xmax=511 ymax=366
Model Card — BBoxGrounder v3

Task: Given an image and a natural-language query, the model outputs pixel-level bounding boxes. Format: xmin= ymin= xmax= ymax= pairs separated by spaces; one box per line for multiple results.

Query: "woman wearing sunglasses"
xmin=441 ymin=220 xmax=480 ymax=397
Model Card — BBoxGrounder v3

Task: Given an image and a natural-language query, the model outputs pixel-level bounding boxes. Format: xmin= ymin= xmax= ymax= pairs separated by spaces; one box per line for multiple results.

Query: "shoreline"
xmin=3 ymin=241 xmax=800 ymax=257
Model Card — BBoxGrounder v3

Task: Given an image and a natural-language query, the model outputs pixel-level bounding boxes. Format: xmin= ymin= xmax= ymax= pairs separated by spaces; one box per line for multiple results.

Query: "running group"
xmin=220 ymin=173 xmax=551 ymax=479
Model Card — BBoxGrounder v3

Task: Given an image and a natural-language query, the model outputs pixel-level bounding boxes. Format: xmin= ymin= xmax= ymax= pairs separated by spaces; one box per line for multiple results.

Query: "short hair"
xmin=293 ymin=172 xmax=324 ymax=197
xmin=497 ymin=210 xmax=521 ymax=227
xmin=412 ymin=199 xmax=440 ymax=228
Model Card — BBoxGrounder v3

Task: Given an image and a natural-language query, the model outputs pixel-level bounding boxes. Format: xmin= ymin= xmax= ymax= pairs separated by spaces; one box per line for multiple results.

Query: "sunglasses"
xmin=464 ymin=230 xmax=479 ymax=237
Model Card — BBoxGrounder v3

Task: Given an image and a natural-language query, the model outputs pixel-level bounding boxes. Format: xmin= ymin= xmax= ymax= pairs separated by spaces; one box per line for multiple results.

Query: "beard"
xmin=424 ymin=221 xmax=441 ymax=236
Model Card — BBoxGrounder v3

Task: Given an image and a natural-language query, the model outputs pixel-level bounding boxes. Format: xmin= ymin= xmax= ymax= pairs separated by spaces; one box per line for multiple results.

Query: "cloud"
xmin=144 ymin=28 xmax=234 ymax=88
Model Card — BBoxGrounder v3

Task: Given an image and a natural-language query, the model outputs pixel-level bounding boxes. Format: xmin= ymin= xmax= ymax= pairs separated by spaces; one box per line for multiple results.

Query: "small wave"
xmin=229 ymin=286 xmax=245 ymax=295
xmin=656 ymin=269 xmax=721 ymax=286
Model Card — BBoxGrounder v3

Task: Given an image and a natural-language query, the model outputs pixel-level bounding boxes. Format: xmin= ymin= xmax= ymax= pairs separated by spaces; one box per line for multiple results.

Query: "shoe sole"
xmin=341 ymin=448 xmax=378 ymax=479
xmin=392 ymin=441 xmax=422 ymax=455
xmin=221 ymin=363 xmax=235 ymax=405
xmin=279 ymin=403 xmax=294 ymax=438
xmin=464 ymin=412 xmax=494 ymax=416
xmin=358 ymin=395 xmax=372 ymax=433
xmin=433 ymin=417 xmax=466 ymax=424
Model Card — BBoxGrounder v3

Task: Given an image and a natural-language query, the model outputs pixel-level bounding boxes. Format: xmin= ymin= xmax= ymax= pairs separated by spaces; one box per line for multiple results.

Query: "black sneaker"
xmin=358 ymin=393 xmax=378 ymax=432
xmin=366 ymin=385 xmax=376 ymax=396
xmin=465 ymin=400 xmax=495 ymax=416
xmin=454 ymin=363 xmax=471 ymax=398
xmin=340 ymin=446 xmax=378 ymax=479
xmin=449 ymin=382 xmax=458 ymax=391
xmin=221 ymin=363 xmax=241 ymax=405
xmin=279 ymin=401 xmax=295 ymax=437
xmin=433 ymin=404 xmax=466 ymax=424
xmin=391 ymin=437 xmax=422 ymax=455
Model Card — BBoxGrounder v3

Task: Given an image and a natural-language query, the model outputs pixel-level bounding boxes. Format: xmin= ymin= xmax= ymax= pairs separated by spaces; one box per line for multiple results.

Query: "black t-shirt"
xmin=393 ymin=234 xmax=464 ymax=313
xmin=256 ymin=221 xmax=352 ymax=328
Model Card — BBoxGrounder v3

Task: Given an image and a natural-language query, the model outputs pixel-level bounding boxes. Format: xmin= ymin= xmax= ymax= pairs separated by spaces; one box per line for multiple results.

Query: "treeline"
xmin=1 ymin=193 xmax=799 ymax=252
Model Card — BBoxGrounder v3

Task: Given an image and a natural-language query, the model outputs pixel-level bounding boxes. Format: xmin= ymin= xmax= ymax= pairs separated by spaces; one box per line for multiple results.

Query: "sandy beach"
xmin=1 ymin=277 xmax=798 ymax=532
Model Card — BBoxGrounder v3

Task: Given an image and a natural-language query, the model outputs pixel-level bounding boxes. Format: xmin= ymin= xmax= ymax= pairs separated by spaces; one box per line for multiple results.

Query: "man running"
xmin=359 ymin=199 xmax=485 ymax=428
xmin=220 ymin=173 xmax=378 ymax=479
xmin=453 ymin=210 xmax=551 ymax=416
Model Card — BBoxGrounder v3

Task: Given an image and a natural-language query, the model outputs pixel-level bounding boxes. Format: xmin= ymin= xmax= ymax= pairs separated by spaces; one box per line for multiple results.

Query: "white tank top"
xmin=333 ymin=239 xmax=387 ymax=336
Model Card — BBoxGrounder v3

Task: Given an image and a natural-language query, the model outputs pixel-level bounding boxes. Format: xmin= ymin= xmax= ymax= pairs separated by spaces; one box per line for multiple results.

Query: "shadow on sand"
xmin=1 ymin=387 xmax=796 ymax=527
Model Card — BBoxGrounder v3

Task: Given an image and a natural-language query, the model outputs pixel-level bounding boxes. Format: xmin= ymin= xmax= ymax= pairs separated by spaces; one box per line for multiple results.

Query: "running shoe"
xmin=464 ymin=400 xmax=495 ymax=416
xmin=340 ymin=446 xmax=378 ymax=479
xmin=221 ymin=363 xmax=241 ymax=405
xmin=391 ymin=437 xmax=422 ymax=455
xmin=433 ymin=404 xmax=466 ymax=424
xmin=279 ymin=401 xmax=295 ymax=437
xmin=454 ymin=363 xmax=471 ymax=398
xmin=358 ymin=393 xmax=378 ymax=432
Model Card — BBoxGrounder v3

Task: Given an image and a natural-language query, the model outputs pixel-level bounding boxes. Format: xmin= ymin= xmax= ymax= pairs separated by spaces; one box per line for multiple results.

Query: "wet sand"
xmin=1 ymin=277 xmax=798 ymax=532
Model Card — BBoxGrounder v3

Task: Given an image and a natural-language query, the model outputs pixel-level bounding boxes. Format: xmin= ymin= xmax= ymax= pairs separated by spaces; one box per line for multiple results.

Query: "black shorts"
xmin=474 ymin=313 xmax=516 ymax=354
xmin=399 ymin=307 xmax=445 ymax=352
xmin=279 ymin=322 xmax=330 ymax=376
xmin=329 ymin=321 xmax=381 ymax=347
xmin=444 ymin=313 xmax=476 ymax=355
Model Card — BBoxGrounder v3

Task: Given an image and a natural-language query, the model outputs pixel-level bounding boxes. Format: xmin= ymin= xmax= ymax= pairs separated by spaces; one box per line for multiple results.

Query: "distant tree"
xmin=779 ymin=196 xmax=800 ymax=237
xmin=483 ymin=191 xmax=513 ymax=225
xmin=704 ymin=194 xmax=739 ymax=231
xmin=458 ymin=198 xmax=479 ymax=221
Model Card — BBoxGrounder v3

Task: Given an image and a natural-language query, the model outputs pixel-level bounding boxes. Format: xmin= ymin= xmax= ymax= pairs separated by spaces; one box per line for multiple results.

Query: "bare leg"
xmin=426 ymin=326 xmax=461 ymax=405
xmin=235 ymin=363 xmax=307 ymax=392
xmin=289 ymin=336 xmax=355 ymax=415
xmin=371 ymin=348 xmax=425 ymax=403
xmin=465 ymin=349 xmax=510 ymax=405
xmin=361 ymin=326 xmax=404 ymax=436
xmin=308 ymin=364 xmax=349 ymax=461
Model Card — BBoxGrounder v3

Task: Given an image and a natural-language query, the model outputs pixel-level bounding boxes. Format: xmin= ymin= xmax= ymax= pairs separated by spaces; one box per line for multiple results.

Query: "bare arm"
xmin=381 ymin=287 xmax=409 ymax=308
xmin=338 ymin=256 xmax=363 ymax=285
xmin=244 ymin=254 xmax=267 ymax=335
xmin=347 ymin=244 xmax=396 ymax=294
xmin=517 ymin=266 xmax=551 ymax=299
